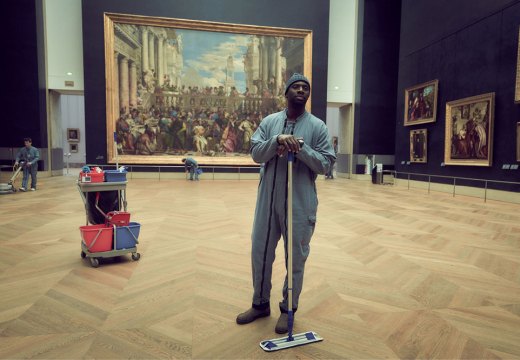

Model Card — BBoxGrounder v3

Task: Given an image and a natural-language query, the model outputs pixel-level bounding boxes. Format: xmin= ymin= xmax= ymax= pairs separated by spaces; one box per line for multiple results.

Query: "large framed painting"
xmin=515 ymin=28 xmax=520 ymax=103
xmin=104 ymin=13 xmax=313 ymax=165
xmin=404 ymin=79 xmax=438 ymax=126
xmin=410 ymin=128 xmax=427 ymax=163
xmin=444 ymin=92 xmax=495 ymax=166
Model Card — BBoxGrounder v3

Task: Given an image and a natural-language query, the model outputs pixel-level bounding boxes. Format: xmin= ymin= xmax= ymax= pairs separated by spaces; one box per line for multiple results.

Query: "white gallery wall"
xmin=327 ymin=0 xmax=356 ymax=104
xmin=45 ymin=0 xmax=84 ymax=91
xmin=326 ymin=0 xmax=357 ymax=174
xmin=60 ymin=95 xmax=86 ymax=166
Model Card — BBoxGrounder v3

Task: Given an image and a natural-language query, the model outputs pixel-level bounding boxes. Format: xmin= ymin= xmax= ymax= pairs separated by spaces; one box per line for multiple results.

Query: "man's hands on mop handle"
xmin=14 ymin=161 xmax=30 ymax=168
xmin=276 ymin=135 xmax=304 ymax=157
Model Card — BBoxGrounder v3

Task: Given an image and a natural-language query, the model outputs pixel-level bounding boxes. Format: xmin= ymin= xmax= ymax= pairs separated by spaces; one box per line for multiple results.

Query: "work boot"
xmin=275 ymin=313 xmax=289 ymax=334
xmin=236 ymin=307 xmax=270 ymax=324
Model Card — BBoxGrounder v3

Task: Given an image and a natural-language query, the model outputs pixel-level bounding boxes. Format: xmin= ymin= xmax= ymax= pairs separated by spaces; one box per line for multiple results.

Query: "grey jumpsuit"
xmin=250 ymin=109 xmax=336 ymax=313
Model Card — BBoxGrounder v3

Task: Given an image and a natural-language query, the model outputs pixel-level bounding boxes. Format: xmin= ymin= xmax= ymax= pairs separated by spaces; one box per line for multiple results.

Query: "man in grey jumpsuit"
xmin=236 ymin=74 xmax=336 ymax=334
xmin=15 ymin=137 xmax=40 ymax=191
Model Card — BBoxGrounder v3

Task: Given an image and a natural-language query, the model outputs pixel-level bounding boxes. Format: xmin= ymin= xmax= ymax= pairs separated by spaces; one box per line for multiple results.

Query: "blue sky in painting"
xmin=177 ymin=29 xmax=249 ymax=92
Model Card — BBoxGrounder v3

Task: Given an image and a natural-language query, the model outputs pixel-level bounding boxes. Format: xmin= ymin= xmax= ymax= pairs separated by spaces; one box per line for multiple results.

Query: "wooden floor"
xmin=1 ymin=173 xmax=520 ymax=359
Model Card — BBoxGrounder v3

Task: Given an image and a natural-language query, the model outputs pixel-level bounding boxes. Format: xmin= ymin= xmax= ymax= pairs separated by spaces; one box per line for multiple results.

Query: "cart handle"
xmin=94 ymin=192 xmax=108 ymax=218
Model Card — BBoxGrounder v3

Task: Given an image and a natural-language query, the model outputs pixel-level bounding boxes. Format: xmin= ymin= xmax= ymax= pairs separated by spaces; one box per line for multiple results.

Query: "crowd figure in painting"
xmin=116 ymin=80 xmax=287 ymax=157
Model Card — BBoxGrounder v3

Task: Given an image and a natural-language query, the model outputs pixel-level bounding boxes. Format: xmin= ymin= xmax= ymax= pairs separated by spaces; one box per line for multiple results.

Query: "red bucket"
xmin=80 ymin=224 xmax=113 ymax=252
xmin=79 ymin=171 xmax=104 ymax=183
xmin=106 ymin=211 xmax=131 ymax=227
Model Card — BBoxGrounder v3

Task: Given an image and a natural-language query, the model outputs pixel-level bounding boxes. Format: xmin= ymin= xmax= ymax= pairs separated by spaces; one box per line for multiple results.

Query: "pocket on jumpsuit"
xmin=301 ymin=215 xmax=316 ymax=256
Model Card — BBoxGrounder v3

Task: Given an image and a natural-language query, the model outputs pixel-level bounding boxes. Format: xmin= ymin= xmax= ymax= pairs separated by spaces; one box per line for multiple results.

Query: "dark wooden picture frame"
xmin=410 ymin=128 xmax=427 ymax=163
xmin=67 ymin=128 xmax=80 ymax=142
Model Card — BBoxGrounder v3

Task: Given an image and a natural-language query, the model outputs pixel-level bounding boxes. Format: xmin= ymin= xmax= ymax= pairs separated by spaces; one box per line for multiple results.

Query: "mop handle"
xmin=114 ymin=132 xmax=119 ymax=169
xmin=287 ymin=151 xmax=294 ymax=340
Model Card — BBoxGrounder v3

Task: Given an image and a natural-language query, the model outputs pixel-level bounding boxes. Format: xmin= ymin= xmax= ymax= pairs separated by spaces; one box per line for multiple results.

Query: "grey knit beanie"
xmin=284 ymin=73 xmax=310 ymax=94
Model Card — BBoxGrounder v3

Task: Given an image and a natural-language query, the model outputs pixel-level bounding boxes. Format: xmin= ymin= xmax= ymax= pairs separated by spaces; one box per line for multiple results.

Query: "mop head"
xmin=259 ymin=331 xmax=323 ymax=352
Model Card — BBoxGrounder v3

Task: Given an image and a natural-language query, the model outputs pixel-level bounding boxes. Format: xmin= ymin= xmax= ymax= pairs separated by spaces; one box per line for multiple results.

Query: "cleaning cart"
xmin=77 ymin=167 xmax=141 ymax=268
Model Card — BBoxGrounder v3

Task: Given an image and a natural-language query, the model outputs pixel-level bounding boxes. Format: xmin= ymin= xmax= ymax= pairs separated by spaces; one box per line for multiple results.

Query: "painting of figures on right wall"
xmin=444 ymin=92 xmax=495 ymax=166
xmin=404 ymin=79 xmax=438 ymax=126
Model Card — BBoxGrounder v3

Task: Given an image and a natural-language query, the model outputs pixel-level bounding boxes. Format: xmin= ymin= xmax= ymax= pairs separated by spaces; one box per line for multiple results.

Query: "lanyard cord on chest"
xmin=283 ymin=118 xmax=296 ymax=136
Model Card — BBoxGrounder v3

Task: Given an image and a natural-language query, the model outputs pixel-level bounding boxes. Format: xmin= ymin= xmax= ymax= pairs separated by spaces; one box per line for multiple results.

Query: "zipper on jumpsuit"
xmin=259 ymin=118 xmax=295 ymax=301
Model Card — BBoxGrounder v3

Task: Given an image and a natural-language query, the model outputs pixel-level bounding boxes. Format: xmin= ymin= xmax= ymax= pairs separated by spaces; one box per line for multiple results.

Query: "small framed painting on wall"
xmin=67 ymin=128 xmax=80 ymax=142
xmin=410 ymin=128 xmax=427 ymax=163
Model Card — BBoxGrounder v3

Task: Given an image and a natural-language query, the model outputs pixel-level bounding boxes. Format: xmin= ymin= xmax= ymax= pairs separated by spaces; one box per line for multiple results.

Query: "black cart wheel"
xmin=131 ymin=252 xmax=141 ymax=261
xmin=90 ymin=257 xmax=100 ymax=268
xmin=81 ymin=251 xmax=86 ymax=258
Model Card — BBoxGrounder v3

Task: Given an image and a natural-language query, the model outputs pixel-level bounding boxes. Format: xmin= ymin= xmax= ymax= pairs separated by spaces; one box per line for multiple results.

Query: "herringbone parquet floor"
xmin=0 ymin=172 xmax=519 ymax=359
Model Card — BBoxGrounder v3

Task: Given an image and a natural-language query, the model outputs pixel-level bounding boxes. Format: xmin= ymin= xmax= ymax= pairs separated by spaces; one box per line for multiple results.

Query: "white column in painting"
xmin=129 ymin=61 xmax=137 ymax=109
xmin=171 ymin=45 xmax=178 ymax=89
xmin=268 ymin=37 xmax=277 ymax=93
xmin=256 ymin=37 xmax=262 ymax=87
xmin=163 ymin=36 xmax=168 ymax=85
xmin=169 ymin=44 xmax=177 ymax=107
xmin=176 ymin=34 xmax=184 ymax=88
xmin=114 ymin=52 xmax=120 ymax=118
xmin=119 ymin=57 xmax=129 ymax=114
xmin=148 ymin=33 xmax=155 ymax=79
xmin=275 ymin=37 xmax=282 ymax=95
xmin=260 ymin=37 xmax=268 ymax=91
xmin=248 ymin=36 xmax=260 ymax=95
xmin=225 ymin=55 xmax=235 ymax=95
xmin=166 ymin=40 xmax=176 ymax=89
xmin=158 ymin=35 xmax=164 ymax=86
xmin=142 ymin=28 xmax=149 ymax=72
xmin=252 ymin=37 xmax=260 ymax=80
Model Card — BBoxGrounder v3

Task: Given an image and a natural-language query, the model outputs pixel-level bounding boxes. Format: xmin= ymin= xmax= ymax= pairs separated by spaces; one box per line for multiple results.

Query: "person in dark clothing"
xmin=182 ymin=157 xmax=199 ymax=181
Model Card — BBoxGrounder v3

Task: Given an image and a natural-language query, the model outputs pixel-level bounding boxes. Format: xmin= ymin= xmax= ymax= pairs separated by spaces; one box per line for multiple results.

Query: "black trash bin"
xmin=371 ymin=164 xmax=383 ymax=184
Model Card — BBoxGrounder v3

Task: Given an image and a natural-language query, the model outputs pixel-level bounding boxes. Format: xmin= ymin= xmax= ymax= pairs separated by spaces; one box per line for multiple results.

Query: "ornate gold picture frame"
xmin=515 ymin=27 xmax=520 ymax=103
xmin=410 ymin=128 xmax=427 ymax=163
xmin=104 ymin=12 xmax=312 ymax=165
xmin=517 ymin=122 xmax=520 ymax=162
xmin=444 ymin=92 xmax=495 ymax=166
xmin=404 ymin=79 xmax=438 ymax=126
